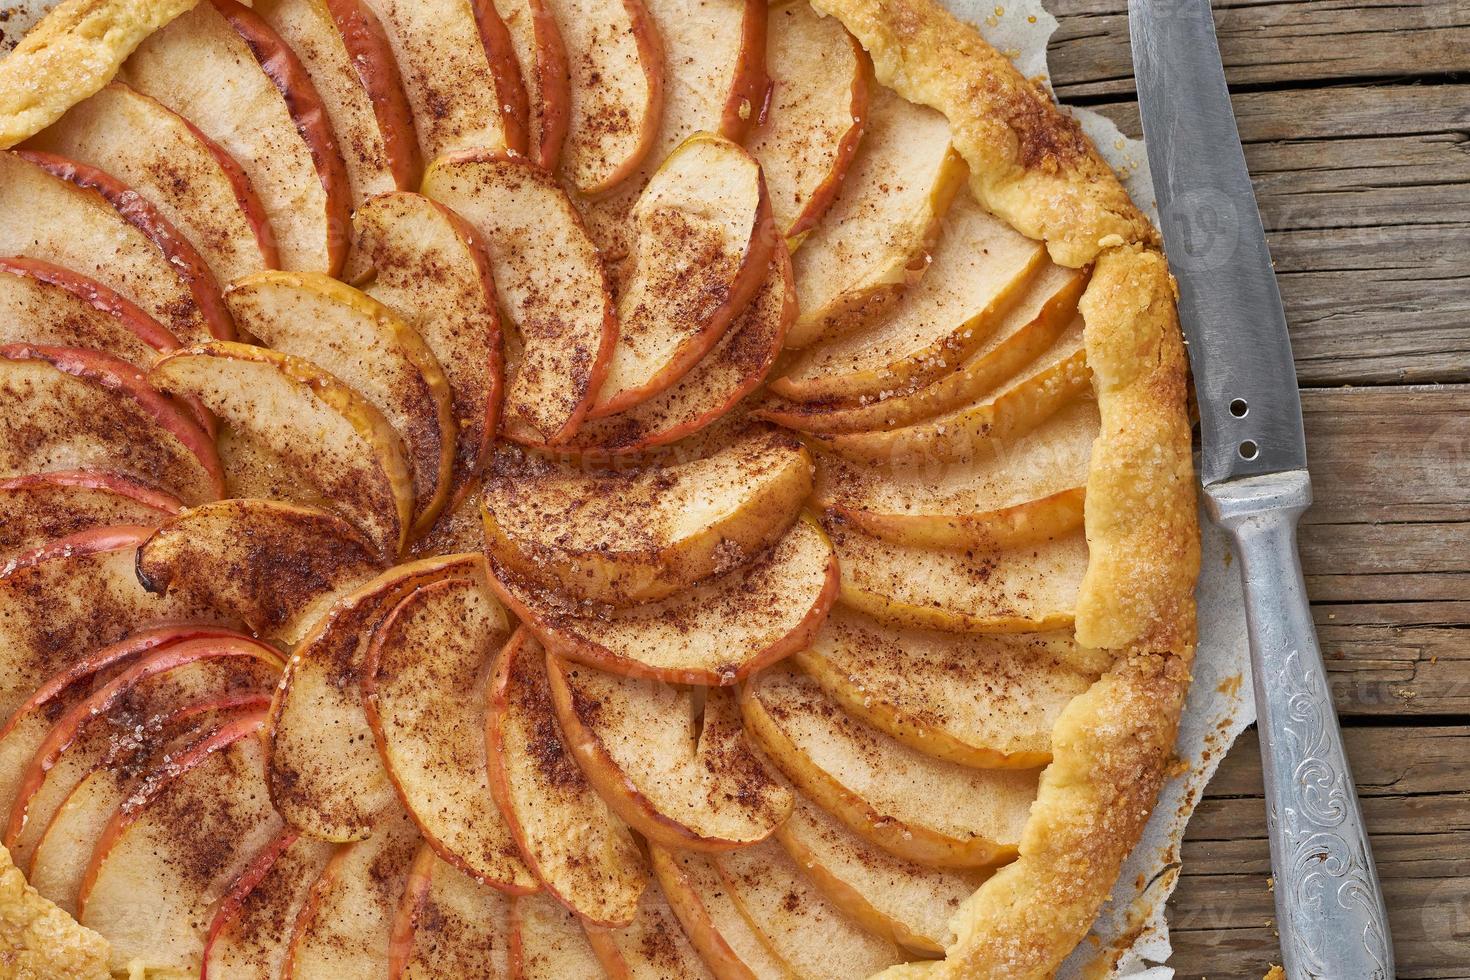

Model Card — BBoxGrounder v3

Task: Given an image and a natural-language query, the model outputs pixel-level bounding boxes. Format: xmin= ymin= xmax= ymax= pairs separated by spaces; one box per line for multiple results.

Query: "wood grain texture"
xmin=1040 ymin=3 xmax=1470 ymax=977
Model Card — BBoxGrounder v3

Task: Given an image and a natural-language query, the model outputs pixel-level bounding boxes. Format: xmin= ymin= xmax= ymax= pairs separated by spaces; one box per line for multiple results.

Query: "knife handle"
xmin=1206 ymin=470 xmax=1395 ymax=980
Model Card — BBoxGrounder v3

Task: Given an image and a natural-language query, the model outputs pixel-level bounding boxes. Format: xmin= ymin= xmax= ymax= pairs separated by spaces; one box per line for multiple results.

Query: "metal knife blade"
xmin=1127 ymin=0 xmax=1306 ymax=487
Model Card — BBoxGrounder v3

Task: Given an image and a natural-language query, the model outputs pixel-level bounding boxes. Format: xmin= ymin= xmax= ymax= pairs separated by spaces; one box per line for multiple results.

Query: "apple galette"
xmin=0 ymin=0 xmax=1198 ymax=975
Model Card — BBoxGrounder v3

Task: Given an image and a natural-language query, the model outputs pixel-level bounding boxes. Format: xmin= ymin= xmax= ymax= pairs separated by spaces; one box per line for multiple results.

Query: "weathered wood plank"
xmin=1046 ymin=0 xmax=1470 ymax=99
xmin=1169 ymin=727 xmax=1470 ymax=978
xmin=1082 ymin=86 xmax=1470 ymax=386
xmin=1316 ymin=601 xmax=1470 ymax=717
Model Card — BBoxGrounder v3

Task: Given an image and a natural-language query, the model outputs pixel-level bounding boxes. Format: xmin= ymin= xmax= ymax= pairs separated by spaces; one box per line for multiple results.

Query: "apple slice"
xmin=772 ymin=193 xmax=1045 ymax=405
xmin=353 ymin=192 xmax=503 ymax=500
xmin=30 ymin=694 xmax=272 ymax=917
xmin=546 ymin=657 xmax=792 ymax=850
xmin=148 ymin=341 xmax=413 ymax=559
xmin=713 ymin=839 xmax=905 ymax=977
xmin=776 ymin=793 xmax=984 ymax=954
xmin=135 ymin=498 xmax=384 ymax=643
xmin=0 ymin=470 xmax=181 ymax=560
xmin=488 ymin=514 xmax=838 ymax=685
xmin=483 ymin=430 xmax=810 ymax=604
xmin=583 ymin=871 xmax=713 ymax=978
xmin=567 ymin=239 xmax=794 ymax=455
xmin=828 ymin=518 xmax=1089 ymax=634
xmin=749 ymin=0 xmax=869 ymax=240
xmin=540 ymin=0 xmax=663 ymax=194
xmin=795 ymin=607 xmax=1096 ymax=769
xmin=26 ymin=81 xmax=276 ymax=284
xmin=0 ymin=255 xmax=182 ymax=370
xmin=785 ymin=87 xmax=966 ymax=349
xmin=203 ymin=831 xmax=337 ymax=980
xmin=409 ymin=484 xmax=484 ymax=559
xmin=422 ymin=152 xmax=616 ymax=446
xmin=5 ymin=636 xmax=282 ymax=868
xmin=225 ymin=271 xmax=456 ymax=534
xmin=357 ymin=0 xmax=529 ymax=161
xmin=649 ymin=845 xmax=791 ymax=980
xmin=123 ymin=0 xmax=351 ymax=274
xmin=743 ymin=667 xmax=1039 ymax=868
xmin=254 ymin=0 xmax=419 ymax=211
xmin=511 ymin=892 xmax=605 ymax=978
xmin=485 ymin=630 xmax=646 ymax=926
xmin=78 ymin=710 xmax=283 ymax=974
xmin=805 ymin=324 xmax=1091 ymax=465
xmin=284 ymin=805 xmax=421 ymax=977
xmin=0 ymin=150 xmax=229 ymax=344
xmin=0 ymin=345 xmax=223 ymax=504
xmin=266 ymin=553 xmax=481 ymax=842
xmin=589 ymin=134 xmax=775 ymax=417
xmin=812 ymin=394 xmax=1098 ymax=550
xmin=758 ymin=264 xmax=1087 ymax=434
xmin=577 ymin=0 xmax=768 ymax=260
xmin=363 ymin=574 xmax=535 ymax=891
xmin=388 ymin=845 xmax=515 ymax=979
xmin=493 ymin=0 xmax=571 ymax=169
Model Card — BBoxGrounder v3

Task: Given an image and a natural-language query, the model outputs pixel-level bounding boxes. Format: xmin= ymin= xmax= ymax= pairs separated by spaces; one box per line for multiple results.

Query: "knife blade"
xmin=1128 ymin=2 xmax=1395 ymax=977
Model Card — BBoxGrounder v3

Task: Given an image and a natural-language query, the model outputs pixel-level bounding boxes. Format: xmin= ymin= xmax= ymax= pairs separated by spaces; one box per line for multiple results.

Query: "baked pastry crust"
xmin=0 ymin=0 xmax=1198 ymax=974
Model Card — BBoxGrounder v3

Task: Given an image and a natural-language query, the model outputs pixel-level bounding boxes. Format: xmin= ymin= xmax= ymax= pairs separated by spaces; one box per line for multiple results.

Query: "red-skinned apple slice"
xmin=742 ymin=667 xmax=1039 ymax=868
xmin=487 ymin=514 xmax=838 ymax=685
xmin=648 ymin=845 xmax=789 ymax=980
xmin=511 ymin=892 xmax=605 ymax=978
xmin=353 ymin=192 xmax=503 ymax=504
xmin=25 ymin=81 xmax=277 ymax=284
xmin=0 ymin=470 xmax=182 ymax=560
xmin=582 ymin=872 xmax=714 ymax=978
xmin=5 ymin=636 xmax=282 ymax=867
xmin=785 ymin=87 xmax=966 ymax=349
xmin=203 ymin=830 xmax=337 ymax=980
xmin=546 ymin=658 xmax=792 ymax=850
xmin=539 ymin=0 xmax=663 ymax=195
xmin=0 ymin=150 xmax=231 ymax=344
xmin=589 ymin=134 xmax=775 ymax=418
xmin=567 ymin=239 xmax=794 ymax=456
xmin=283 ymin=805 xmax=420 ymax=978
xmin=483 ymin=429 xmax=810 ymax=605
xmin=148 ymin=341 xmax=414 ymax=559
xmin=750 ymin=0 xmax=870 ymax=241
xmin=0 ymin=255 xmax=180 ymax=367
xmin=254 ymin=0 xmax=420 ymax=213
xmin=578 ymin=0 xmax=768 ymax=260
xmin=794 ymin=608 xmax=1098 ymax=769
xmin=485 ymin=630 xmax=646 ymax=927
xmin=493 ymin=0 xmax=570 ymax=169
xmin=363 ymin=573 xmax=535 ymax=891
xmin=135 ymin=498 xmax=385 ymax=643
xmin=266 ymin=553 xmax=481 ymax=842
xmin=0 ymin=345 xmax=223 ymax=504
xmin=388 ymin=844 xmax=515 ymax=979
xmin=357 ymin=0 xmax=529 ymax=161
xmin=225 ymin=271 xmax=456 ymax=534
xmin=422 ymin=151 xmax=616 ymax=445
xmin=713 ymin=838 xmax=905 ymax=977
xmin=123 ymin=0 xmax=351 ymax=274
xmin=78 ymin=710 xmax=283 ymax=974
xmin=30 ymin=693 xmax=272 ymax=916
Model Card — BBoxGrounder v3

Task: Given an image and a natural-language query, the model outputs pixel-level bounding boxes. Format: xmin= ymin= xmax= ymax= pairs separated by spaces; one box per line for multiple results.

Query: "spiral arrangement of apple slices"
xmin=0 ymin=0 xmax=1107 ymax=975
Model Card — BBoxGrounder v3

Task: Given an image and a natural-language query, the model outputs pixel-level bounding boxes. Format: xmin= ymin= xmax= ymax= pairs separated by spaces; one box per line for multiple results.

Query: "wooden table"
xmin=1045 ymin=2 xmax=1470 ymax=975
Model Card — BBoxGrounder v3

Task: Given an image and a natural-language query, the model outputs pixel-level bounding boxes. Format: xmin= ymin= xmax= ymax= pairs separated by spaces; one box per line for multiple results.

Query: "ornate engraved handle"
xmin=1206 ymin=470 xmax=1395 ymax=980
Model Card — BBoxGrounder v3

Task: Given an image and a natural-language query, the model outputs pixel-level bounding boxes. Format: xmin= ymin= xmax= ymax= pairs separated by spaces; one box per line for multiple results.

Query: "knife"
xmin=1127 ymin=2 xmax=1395 ymax=977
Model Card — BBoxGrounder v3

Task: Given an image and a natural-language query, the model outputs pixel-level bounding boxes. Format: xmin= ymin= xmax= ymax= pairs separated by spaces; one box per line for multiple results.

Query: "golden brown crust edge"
xmin=0 ymin=844 xmax=110 ymax=979
xmin=0 ymin=0 xmax=201 ymax=148
xmin=810 ymin=0 xmax=1159 ymax=268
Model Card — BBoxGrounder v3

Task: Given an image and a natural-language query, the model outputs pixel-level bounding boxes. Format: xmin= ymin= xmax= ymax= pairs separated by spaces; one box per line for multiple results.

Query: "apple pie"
xmin=0 ymin=0 xmax=1198 ymax=975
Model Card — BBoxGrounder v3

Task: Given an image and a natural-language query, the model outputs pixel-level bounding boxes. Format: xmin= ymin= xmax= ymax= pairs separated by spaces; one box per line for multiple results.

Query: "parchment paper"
xmin=1 ymin=1 xmax=1254 ymax=974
